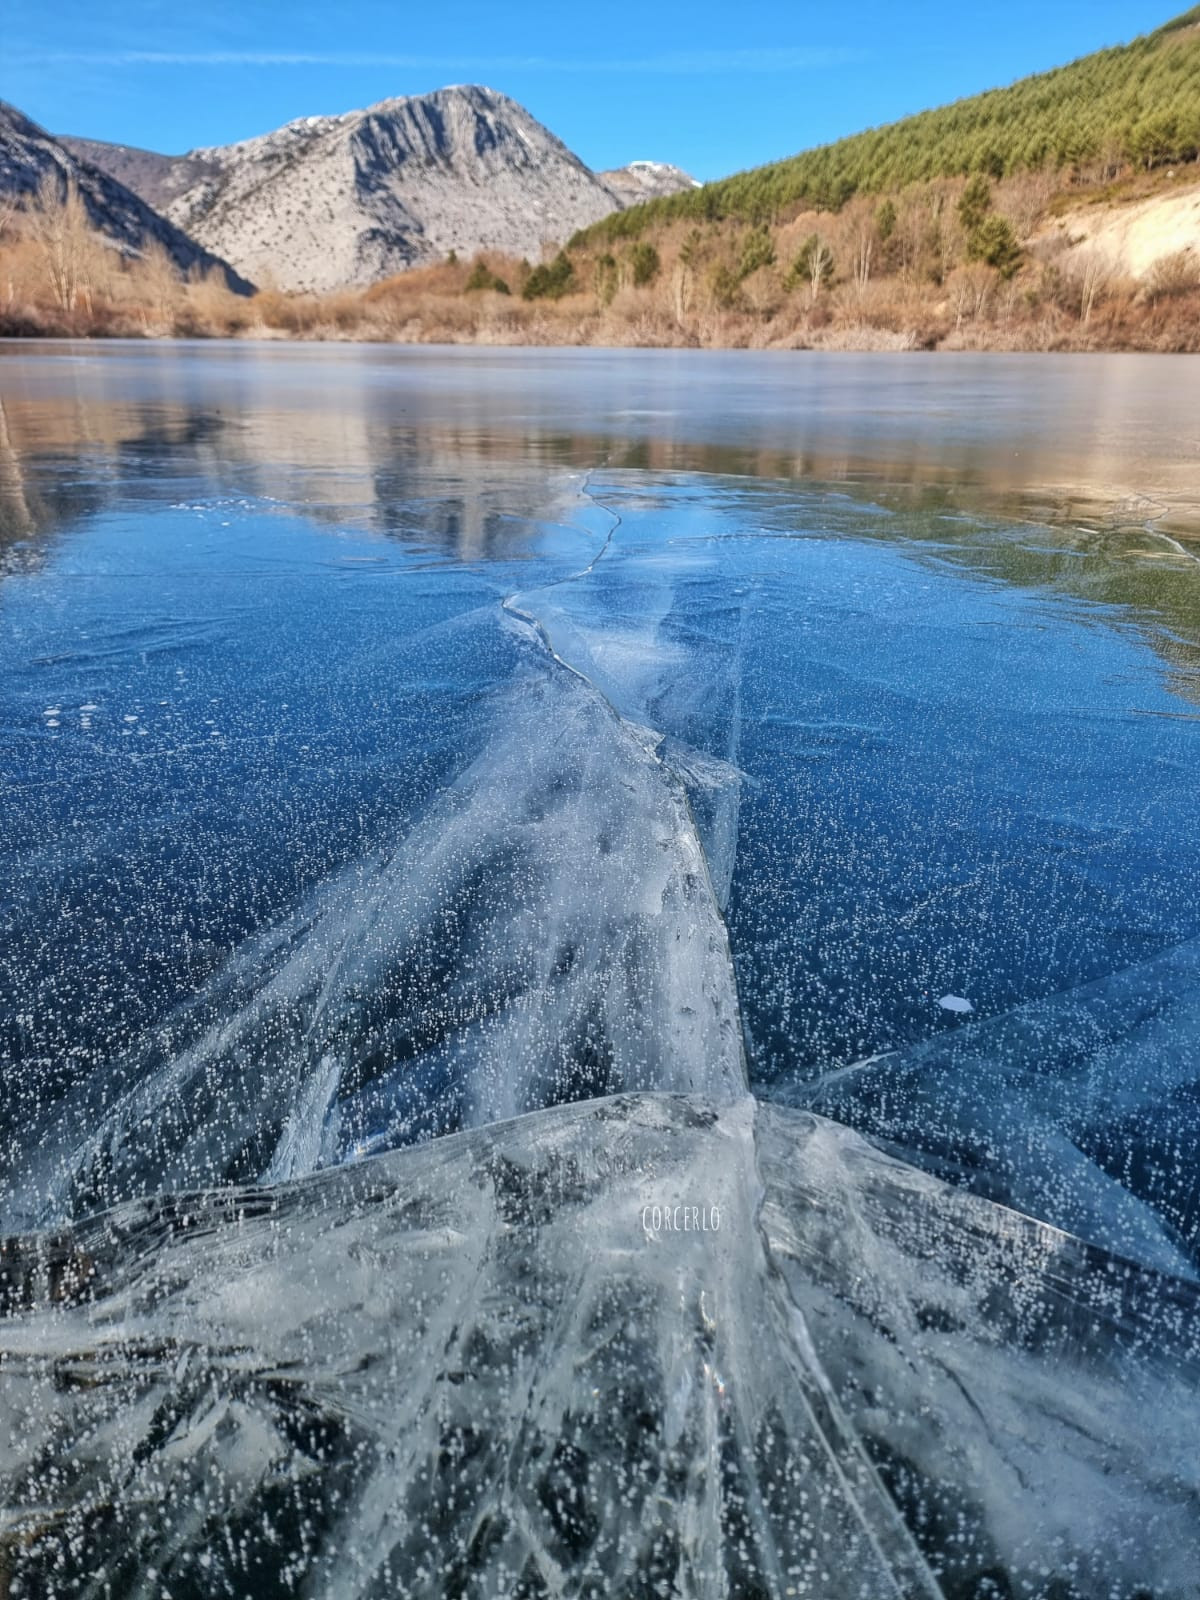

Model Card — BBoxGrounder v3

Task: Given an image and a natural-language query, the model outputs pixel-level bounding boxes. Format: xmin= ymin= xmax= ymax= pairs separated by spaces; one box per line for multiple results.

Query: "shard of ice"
xmin=2 ymin=1095 xmax=1197 ymax=1598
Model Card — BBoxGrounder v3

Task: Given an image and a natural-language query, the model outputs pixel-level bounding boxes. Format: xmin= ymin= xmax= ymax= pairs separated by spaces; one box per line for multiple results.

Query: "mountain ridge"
xmin=62 ymin=87 xmax=697 ymax=294
xmin=0 ymin=101 xmax=252 ymax=291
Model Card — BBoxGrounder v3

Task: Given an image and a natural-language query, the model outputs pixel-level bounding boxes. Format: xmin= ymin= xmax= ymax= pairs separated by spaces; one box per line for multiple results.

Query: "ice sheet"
xmin=4 ymin=348 xmax=1200 ymax=1596
xmin=795 ymin=937 xmax=1200 ymax=1277
xmin=5 ymin=642 xmax=744 ymax=1225
xmin=2 ymin=1096 xmax=1197 ymax=1599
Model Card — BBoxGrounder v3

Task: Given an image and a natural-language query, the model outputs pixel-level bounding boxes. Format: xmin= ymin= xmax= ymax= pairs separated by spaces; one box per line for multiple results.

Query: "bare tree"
xmin=807 ymin=236 xmax=834 ymax=306
xmin=893 ymin=201 xmax=921 ymax=281
xmin=1076 ymin=250 xmax=1111 ymax=326
xmin=852 ymin=225 xmax=874 ymax=301
xmin=0 ymin=193 xmax=17 ymax=312
xmin=671 ymin=261 xmax=692 ymax=324
xmin=674 ymin=230 xmax=703 ymax=325
xmin=24 ymin=171 xmax=107 ymax=315
xmin=925 ymin=190 xmax=959 ymax=286
xmin=132 ymin=238 xmax=182 ymax=328
xmin=949 ymin=263 xmax=994 ymax=328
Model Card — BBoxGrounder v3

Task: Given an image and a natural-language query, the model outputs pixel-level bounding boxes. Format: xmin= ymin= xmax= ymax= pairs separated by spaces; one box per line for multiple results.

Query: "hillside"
xmin=580 ymin=8 xmax=1200 ymax=242
xmin=0 ymin=101 xmax=250 ymax=290
xmin=58 ymin=136 xmax=221 ymax=217
xmin=63 ymin=88 xmax=696 ymax=294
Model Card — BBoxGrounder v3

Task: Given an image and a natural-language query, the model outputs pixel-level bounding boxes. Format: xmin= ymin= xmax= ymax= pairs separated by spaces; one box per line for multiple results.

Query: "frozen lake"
xmin=2 ymin=343 xmax=1200 ymax=1597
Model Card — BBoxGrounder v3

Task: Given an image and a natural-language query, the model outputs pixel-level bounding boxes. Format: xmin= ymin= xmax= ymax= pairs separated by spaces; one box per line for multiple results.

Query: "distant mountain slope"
xmin=58 ymin=136 xmax=220 ymax=216
xmin=597 ymin=161 xmax=699 ymax=206
xmin=66 ymin=87 xmax=685 ymax=294
xmin=581 ymin=6 xmax=1200 ymax=240
xmin=0 ymin=102 xmax=252 ymax=291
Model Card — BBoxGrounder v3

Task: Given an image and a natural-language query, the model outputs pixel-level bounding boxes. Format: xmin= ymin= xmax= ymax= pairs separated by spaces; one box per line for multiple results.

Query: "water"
xmin=2 ymin=343 xmax=1199 ymax=1597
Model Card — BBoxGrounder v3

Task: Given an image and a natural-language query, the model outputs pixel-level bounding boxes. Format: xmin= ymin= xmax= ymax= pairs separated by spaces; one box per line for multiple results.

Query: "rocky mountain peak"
xmin=60 ymin=87 xmax=696 ymax=295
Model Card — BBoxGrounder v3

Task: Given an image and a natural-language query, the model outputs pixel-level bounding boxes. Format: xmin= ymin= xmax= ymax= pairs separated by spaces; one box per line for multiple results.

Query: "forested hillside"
xmin=580 ymin=8 xmax=1200 ymax=241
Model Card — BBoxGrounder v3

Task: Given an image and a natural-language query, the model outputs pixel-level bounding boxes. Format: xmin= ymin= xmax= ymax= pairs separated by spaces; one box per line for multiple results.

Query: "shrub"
xmin=465 ymin=260 xmax=511 ymax=294
xmin=522 ymin=251 xmax=575 ymax=300
xmin=1146 ymin=248 xmax=1200 ymax=299
xmin=628 ymin=241 xmax=661 ymax=286
xmin=966 ymin=214 xmax=1022 ymax=278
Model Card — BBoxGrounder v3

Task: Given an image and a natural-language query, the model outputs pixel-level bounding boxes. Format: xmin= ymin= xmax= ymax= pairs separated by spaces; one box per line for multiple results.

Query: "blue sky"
xmin=3 ymin=1 xmax=1185 ymax=179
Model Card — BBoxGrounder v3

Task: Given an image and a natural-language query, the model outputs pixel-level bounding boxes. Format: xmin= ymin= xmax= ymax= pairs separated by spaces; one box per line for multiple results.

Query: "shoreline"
xmin=4 ymin=324 xmax=1200 ymax=354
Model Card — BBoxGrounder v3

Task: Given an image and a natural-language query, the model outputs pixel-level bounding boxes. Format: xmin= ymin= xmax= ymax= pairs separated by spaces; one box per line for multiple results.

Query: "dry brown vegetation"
xmin=2 ymin=167 xmax=1199 ymax=352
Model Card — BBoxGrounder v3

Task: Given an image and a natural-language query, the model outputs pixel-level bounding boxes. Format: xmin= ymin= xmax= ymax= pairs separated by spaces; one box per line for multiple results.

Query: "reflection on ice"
xmin=2 ymin=1096 xmax=1197 ymax=1599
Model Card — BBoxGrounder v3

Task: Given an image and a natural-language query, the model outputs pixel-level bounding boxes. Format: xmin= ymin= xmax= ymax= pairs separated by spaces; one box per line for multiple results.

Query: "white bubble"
xmin=937 ymin=994 xmax=973 ymax=1014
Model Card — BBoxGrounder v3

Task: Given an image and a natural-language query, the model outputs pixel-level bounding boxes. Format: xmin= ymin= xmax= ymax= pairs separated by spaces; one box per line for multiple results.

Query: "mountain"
xmin=56 ymin=136 xmax=220 ymax=218
xmin=596 ymin=160 xmax=699 ymax=207
xmin=580 ymin=6 xmax=1200 ymax=242
xmin=64 ymin=87 xmax=691 ymax=295
xmin=0 ymin=101 xmax=251 ymax=291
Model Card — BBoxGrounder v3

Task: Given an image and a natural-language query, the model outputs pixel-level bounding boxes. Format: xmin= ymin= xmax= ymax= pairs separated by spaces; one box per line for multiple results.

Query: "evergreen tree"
xmin=464 ymin=260 xmax=510 ymax=294
xmin=966 ymin=214 xmax=1022 ymax=278
xmin=594 ymin=253 xmax=618 ymax=306
xmin=628 ymin=242 xmax=661 ymax=286
xmin=738 ymin=226 xmax=776 ymax=279
xmin=958 ymin=175 xmax=993 ymax=233
xmin=522 ymin=252 xmax=576 ymax=301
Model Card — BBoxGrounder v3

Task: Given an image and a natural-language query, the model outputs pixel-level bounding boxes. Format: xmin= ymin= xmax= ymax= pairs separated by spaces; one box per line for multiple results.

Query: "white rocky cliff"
xmin=65 ymin=87 xmax=698 ymax=295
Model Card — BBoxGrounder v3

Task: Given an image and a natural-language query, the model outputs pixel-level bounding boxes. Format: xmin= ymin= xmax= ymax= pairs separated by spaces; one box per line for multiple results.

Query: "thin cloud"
xmin=13 ymin=46 xmax=863 ymax=73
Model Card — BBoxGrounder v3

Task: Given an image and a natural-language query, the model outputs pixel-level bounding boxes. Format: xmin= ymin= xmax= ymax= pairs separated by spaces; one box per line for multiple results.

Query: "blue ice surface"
xmin=2 ymin=374 xmax=1199 ymax=1269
